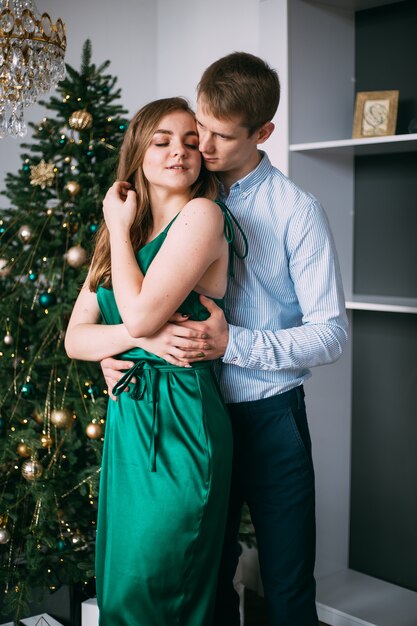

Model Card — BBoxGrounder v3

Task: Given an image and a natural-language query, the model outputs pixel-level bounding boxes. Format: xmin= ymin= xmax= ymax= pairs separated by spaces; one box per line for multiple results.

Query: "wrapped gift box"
xmin=81 ymin=599 xmax=98 ymax=626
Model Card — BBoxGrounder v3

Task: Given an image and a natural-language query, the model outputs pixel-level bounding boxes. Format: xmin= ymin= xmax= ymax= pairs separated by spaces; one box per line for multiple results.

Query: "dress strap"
xmin=215 ymin=201 xmax=248 ymax=277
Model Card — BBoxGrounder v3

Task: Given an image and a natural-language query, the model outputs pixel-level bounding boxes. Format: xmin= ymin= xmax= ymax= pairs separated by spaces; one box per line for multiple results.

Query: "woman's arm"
xmin=104 ymin=188 xmax=226 ymax=338
xmin=64 ymin=280 xmax=139 ymax=361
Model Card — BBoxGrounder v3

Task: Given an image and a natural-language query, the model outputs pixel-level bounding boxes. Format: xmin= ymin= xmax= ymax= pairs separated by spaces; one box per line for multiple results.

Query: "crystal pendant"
xmin=0 ymin=111 xmax=6 ymax=139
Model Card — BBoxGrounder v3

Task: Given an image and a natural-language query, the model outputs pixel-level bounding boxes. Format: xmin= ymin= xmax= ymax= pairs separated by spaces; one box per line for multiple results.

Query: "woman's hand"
xmin=103 ymin=181 xmax=137 ymax=234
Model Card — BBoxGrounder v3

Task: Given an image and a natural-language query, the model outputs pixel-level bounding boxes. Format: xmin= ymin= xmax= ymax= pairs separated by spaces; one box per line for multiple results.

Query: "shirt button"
xmin=231 ymin=357 xmax=238 ymax=363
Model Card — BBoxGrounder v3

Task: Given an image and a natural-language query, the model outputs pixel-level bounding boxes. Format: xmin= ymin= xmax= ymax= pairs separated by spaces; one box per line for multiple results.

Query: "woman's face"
xmin=142 ymin=110 xmax=202 ymax=194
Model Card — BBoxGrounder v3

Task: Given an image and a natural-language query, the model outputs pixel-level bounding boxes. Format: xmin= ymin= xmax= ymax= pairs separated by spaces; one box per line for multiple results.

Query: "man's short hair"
xmin=197 ymin=52 xmax=280 ymax=135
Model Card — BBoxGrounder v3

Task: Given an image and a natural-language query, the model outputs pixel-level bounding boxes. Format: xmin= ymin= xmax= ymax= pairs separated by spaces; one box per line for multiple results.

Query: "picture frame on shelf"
xmin=352 ymin=90 xmax=399 ymax=138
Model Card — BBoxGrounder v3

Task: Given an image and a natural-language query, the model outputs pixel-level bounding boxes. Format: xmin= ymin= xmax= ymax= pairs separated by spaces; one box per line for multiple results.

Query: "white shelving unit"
xmin=288 ymin=1 xmax=417 ymax=624
xmin=290 ymin=132 xmax=417 ymax=155
xmin=345 ymin=295 xmax=417 ymax=314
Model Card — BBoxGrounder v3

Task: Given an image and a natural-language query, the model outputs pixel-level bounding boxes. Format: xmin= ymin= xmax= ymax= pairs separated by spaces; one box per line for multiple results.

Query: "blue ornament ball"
xmin=39 ymin=292 xmax=57 ymax=308
xmin=21 ymin=381 xmax=35 ymax=398
xmin=87 ymin=384 xmax=100 ymax=399
xmin=28 ymin=272 xmax=37 ymax=281
xmin=88 ymin=223 xmax=99 ymax=234
xmin=57 ymin=538 xmax=67 ymax=551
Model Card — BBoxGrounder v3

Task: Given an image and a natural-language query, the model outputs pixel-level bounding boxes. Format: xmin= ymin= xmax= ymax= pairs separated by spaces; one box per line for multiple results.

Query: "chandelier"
xmin=0 ymin=0 xmax=66 ymax=138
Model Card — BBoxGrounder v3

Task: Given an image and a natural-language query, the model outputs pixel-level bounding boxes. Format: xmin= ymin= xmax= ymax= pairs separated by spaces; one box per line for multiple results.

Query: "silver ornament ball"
xmin=65 ymin=245 xmax=88 ymax=268
xmin=4 ymin=334 xmax=13 ymax=346
xmin=18 ymin=225 xmax=32 ymax=243
xmin=0 ymin=528 xmax=10 ymax=544
xmin=0 ymin=258 xmax=10 ymax=277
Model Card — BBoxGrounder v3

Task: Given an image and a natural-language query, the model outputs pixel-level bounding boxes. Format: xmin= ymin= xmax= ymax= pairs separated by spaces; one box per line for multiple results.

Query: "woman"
xmin=65 ymin=97 xmax=246 ymax=626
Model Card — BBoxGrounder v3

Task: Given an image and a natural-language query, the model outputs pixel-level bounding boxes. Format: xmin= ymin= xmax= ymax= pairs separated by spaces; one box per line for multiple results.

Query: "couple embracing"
xmin=65 ymin=52 xmax=347 ymax=626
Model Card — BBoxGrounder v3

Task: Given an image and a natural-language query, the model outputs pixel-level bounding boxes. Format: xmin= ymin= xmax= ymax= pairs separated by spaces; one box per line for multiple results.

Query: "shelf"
xmin=302 ymin=0 xmax=408 ymax=12
xmin=346 ymin=295 xmax=417 ymax=314
xmin=290 ymin=133 xmax=417 ymax=156
xmin=316 ymin=568 xmax=417 ymax=626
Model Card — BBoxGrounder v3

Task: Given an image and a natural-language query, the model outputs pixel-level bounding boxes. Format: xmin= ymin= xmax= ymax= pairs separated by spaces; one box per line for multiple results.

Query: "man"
xmin=101 ymin=52 xmax=348 ymax=625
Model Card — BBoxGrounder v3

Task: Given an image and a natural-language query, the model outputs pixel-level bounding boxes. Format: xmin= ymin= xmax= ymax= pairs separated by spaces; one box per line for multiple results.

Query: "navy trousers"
xmin=213 ymin=386 xmax=319 ymax=626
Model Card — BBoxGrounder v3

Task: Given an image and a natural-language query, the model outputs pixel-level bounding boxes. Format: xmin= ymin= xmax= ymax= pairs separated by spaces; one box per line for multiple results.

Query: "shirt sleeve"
xmin=222 ymin=200 xmax=349 ymax=371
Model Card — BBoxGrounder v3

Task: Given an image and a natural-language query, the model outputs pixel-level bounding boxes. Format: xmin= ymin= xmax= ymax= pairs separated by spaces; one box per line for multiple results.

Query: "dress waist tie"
xmin=112 ymin=361 xmax=213 ymax=473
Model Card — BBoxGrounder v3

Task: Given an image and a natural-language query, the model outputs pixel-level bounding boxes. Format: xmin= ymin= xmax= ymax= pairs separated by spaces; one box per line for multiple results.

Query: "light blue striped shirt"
xmin=217 ymin=151 xmax=348 ymax=403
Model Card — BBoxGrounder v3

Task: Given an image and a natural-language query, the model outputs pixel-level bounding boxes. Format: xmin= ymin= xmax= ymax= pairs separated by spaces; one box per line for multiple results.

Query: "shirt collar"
xmin=217 ymin=150 xmax=272 ymax=199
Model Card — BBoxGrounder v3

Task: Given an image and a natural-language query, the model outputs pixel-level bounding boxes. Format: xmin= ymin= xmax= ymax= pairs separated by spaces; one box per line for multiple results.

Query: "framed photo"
xmin=352 ymin=90 xmax=399 ymax=138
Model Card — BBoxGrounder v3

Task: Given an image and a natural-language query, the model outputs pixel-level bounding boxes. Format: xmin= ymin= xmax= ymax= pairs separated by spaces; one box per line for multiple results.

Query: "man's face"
xmin=196 ymin=99 xmax=261 ymax=183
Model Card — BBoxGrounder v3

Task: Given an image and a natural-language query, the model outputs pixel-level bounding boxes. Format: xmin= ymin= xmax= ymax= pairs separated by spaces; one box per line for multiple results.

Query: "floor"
xmin=244 ymin=589 xmax=328 ymax=625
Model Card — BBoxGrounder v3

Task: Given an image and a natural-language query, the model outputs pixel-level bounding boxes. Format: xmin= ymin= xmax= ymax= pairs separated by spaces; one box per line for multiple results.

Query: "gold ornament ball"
xmin=41 ymin=434 xmax=54 ymax=448
xmin=65 ymin=181 xmax=81 ymax=197
xmin=32 ymin=409 xmax=43 ymax=425
xmin=18 ymin=224 xmax=32 ymax=243
xmin=65 ymin=245 xmax=88 ymax=268
xmin=51 ymin=408 xmax=73 ymax=429
xmin=0 ymin=258 xmax=10 ymax=277
xmin=68 ymin=109 xmax=93 ymax=131
xmin=21 ymin=459 xmax=43 ymax=481
xmin=0 ymin=528 xmax=11 ymax=544
xmin=3 ymin=333 xmax=13 ymax=346
xmin=86 ymin=422 xmax=103 ymax=439
xmin=17 ymin=442 xmax=31 ymax=458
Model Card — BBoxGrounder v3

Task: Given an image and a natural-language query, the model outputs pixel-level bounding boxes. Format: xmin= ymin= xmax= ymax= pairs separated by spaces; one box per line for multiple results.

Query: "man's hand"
xmin=179 ymin=295 xmax=229 ymax=362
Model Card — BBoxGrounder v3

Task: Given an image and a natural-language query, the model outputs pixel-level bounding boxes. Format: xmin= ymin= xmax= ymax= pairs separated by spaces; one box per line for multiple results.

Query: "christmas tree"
xmin=0 ymin=40 xmax=128 ymax=622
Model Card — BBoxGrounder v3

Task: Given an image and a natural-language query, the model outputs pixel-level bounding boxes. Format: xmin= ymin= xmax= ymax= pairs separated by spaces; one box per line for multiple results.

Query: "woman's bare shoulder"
xmin=165 ymin=198 xmax=224 ymax=248
xmin=178 ymin=197 xmax=223 ymax=226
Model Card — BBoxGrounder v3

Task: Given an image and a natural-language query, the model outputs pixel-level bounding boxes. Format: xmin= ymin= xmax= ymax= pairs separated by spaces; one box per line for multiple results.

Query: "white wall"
xmin=0 ymin=0 xmax=158 ymax=207
xmin=0 ymin=0 xmax=289 ymax=207
xmin=156 ymin=0 xmax=261 ymax=101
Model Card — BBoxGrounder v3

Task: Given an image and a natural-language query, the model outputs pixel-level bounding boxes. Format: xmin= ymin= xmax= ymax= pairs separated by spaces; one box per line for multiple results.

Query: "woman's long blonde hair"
xmin=88 ymin=97 xmax=218 ymax=291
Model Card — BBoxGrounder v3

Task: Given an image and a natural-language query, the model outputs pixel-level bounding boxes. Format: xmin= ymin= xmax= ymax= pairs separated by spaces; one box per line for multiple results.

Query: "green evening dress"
xmin=95 ymin=202 xmax=247 ymax=626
